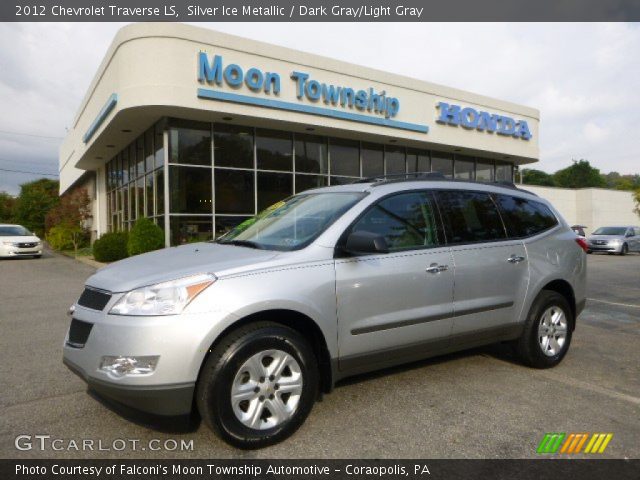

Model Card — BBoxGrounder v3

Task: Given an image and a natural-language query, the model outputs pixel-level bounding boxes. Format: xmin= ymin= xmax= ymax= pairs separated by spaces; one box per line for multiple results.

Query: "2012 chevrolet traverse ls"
xmin=63 ymin=175 xmax=586 ymax=448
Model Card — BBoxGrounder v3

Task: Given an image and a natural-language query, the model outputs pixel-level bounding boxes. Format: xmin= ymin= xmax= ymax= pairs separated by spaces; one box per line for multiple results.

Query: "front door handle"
xmin=426 ymin=263 xmax=448 ymax=274
xmin=507 ymin=254 xmax=525 ymax=264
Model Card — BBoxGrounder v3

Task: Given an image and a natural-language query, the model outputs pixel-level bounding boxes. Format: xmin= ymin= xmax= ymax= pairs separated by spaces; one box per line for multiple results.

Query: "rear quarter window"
xmin=494 ymin=194 xmax=558 ymax=238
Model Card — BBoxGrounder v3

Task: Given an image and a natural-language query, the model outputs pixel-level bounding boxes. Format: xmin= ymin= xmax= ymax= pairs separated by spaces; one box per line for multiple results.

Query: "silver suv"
xmin=63 ymin=176 xmax=587 ymax=448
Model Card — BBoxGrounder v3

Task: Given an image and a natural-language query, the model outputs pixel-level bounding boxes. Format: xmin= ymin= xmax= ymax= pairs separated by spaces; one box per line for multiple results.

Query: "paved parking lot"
xmin=1 ymin=249 xmax=638 ymax=458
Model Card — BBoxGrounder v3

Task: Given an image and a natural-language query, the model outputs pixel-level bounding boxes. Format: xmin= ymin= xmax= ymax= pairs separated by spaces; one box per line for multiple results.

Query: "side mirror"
xmin=344 ymin=231 xmax=389 ymax=255
xmin=626 ymin=231 xmax=634 ymax=238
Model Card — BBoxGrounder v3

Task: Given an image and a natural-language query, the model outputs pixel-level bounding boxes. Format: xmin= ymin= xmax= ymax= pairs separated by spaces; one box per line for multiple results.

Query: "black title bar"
xmin=3 ymin=0 xmax=640 ymax=21
xmin=3 ymin=459 xmax=640 ymax=480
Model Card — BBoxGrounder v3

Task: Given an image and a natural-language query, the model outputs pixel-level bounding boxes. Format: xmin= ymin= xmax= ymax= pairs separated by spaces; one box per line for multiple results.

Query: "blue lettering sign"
xmin=198 ymin=52 xmax=281 ymax=95
xmin=436 ymin=102 xmax=532 ymax=140
xmin=290 ymin=71 xmax=309 ymax=98
xmin=289 ymin=71 xmax=399 ymax=118
xmin=197 ymin=53 xmax=402 ymax=120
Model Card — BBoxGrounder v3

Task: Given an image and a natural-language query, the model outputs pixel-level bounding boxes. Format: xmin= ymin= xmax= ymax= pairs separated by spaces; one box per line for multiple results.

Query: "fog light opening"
xmin=99 ymin=355 xmax=159 ymax=378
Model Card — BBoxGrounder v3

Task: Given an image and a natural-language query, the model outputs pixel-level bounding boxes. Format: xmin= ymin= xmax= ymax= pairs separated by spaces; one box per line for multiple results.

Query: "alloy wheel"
xmin=230 ymin=349 xmax=303 ymax=430
xmin=537 ymin=306 xmax=568 ymax=357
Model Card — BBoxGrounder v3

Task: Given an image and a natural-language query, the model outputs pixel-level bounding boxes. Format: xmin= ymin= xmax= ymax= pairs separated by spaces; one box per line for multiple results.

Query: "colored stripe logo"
xmin=537 ymin=433 xmax=613 ymax=454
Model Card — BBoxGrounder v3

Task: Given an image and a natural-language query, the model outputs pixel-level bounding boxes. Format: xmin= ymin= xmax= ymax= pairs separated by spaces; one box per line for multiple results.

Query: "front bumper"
xmin=62 ymin=300 xmax=234 ymax=417
xmin=0 ymin=245 xmax=42 ymax=257
xmin=63 ymin=357 xmax=194 ymax=416
xmin=587 ymin=244 xmax=622 ymax=253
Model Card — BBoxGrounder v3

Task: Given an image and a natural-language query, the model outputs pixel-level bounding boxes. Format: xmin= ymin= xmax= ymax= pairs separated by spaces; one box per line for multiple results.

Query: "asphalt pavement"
xmin=0 ymin=249 xmax=638 ymax=459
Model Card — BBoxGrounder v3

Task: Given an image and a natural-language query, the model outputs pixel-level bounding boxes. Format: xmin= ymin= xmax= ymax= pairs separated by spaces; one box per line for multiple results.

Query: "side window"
xmin=494 ymin=195 xmax=558 ymax=238
xmin=635 ymin=228 xmax=640 ymax=236
xmin=350 ymin=191 xmax=440 ymax=251
xmin=436 ymin=191 xmax=506 ymax=244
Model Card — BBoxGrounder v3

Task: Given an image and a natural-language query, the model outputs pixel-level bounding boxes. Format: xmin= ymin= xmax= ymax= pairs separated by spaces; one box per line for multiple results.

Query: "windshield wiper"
xmin=217 ymin=239 xmax=264 ymax=250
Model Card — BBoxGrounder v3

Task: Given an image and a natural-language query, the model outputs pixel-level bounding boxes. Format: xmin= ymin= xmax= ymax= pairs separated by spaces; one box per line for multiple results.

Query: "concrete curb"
xmin=56 ymin=249 xmax=107 ymax=269
xmin=73 ymin=255 xmax=107 ymax=270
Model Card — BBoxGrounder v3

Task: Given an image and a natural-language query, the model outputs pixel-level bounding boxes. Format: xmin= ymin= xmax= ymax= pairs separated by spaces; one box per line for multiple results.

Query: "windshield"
xmin=217 ymin=192 xmax=366 ymax=251
xmin=593 ymin=227 xmax=627 ymax=236
xmin=0 ymin=225 xmax=32 ymax=236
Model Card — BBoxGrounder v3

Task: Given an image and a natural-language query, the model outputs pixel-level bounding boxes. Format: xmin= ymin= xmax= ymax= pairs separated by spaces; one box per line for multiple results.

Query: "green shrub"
xmin=128 ymin=218 xmax=165 ymax=256
xmin=93 ymin=232 xmax=129 ymax=262
xmin=47 ymin=225 xmax=75 ymax=251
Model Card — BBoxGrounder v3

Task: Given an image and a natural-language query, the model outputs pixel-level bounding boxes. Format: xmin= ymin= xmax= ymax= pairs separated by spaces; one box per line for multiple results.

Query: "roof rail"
xmin=350 ymin=171 xmax=537 ymax=195
xmin=352 ymin=171 xmax=446 ymax=184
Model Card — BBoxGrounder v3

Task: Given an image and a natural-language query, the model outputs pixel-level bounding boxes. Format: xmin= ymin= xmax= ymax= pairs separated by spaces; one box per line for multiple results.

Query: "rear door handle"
xmin=426 ymin=263 xmax=448 ymax=274
xmin=507 ymin=254 xmax=525 ymax=264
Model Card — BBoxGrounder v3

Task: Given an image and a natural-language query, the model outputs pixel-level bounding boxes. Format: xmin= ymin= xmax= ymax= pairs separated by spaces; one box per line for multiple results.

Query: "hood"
xmin=0 ymin=235 xmax=40 ymax=243
xmin=86 ymin=242 xmax=280 ymax=292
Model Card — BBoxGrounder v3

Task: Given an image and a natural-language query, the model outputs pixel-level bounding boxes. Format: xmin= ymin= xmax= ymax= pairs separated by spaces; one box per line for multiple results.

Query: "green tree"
xmin=634 ymin=189 xmax=640 ymax=219
xmin=522 ymin=168 xmax=555 ymax=187
xmin=0 ymin=191 xmax=16 ymax=223
xmin=603 ymin=171 xmax=621 ymax=189
xmin=553 ymin=160 xmax=606 ymax=189
xmin=45 ymin=187 xmax=91 ymax=257
xmin=13 ymin=179 xmax=59 ymax=236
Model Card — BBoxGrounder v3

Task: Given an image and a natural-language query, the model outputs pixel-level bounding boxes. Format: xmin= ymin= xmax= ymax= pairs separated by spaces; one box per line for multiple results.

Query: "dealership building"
xmin=59 ymin=23 xmax=541 ymax=246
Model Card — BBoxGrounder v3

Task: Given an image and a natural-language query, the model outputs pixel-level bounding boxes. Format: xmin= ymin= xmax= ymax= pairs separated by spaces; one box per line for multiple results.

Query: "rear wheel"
xmin=196 ymin=322 xmax=318 ymax=449
xmin=514 ymin=290 xmax=573 ymax=368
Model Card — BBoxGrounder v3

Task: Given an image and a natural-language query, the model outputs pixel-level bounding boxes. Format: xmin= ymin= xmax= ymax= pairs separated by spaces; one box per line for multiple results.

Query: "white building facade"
xmin=60 ymin=23 xmax=541 ymax=246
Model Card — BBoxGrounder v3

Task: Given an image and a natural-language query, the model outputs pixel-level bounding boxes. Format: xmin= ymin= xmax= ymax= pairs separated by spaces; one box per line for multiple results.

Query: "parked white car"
xmin=0 ymin=224 xmax=43 ymax=258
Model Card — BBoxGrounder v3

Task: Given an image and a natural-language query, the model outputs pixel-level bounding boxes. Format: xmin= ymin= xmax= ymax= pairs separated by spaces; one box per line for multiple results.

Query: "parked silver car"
xmin=63 ymin=176 xmax=586 ymax=448
xmin=586 ymin=226 xmax=640 ymax=255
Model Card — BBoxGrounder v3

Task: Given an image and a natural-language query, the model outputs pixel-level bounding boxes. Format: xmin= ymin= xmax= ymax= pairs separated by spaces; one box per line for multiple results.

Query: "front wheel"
xmin=514 ymin=291 xmax=573 ymax=368
xmin=196 ymin=322 xmax=318 ymax=449
xmin=620 ymin=243 xmax=628 ymax=256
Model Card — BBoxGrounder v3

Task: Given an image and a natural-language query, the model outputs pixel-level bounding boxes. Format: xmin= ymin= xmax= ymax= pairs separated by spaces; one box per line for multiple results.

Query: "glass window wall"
xmin=169 ymin=120 xmax=210 ymax=166
xmin=214 ymin=124 xmax=253 ymax=169
xmin=454 ymin=155 xmax=475 ymax=180
xmin=431 ymin=151 xmax=454 ymax=178
xmin=105 ymin=118 xmax=517 ymax=247
xmin=169 ymin=166 xmax=212 ymax=214
xmin=361 ymin=143 xmax=384 ymax=178
xmin=295 ymin=134 xmax=327 ymax=174
xmin=329 ymin=138 xmax=360 ymax=177
xmin=385 ymin=146 xmax=406 ymax=175
xmin=256 ymin=129 xmax=293 ymax=171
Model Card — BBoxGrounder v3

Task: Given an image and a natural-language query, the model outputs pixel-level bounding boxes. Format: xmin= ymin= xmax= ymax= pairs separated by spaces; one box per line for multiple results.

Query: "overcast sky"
xmin=0 ymin=22 xmax=639 ymax=195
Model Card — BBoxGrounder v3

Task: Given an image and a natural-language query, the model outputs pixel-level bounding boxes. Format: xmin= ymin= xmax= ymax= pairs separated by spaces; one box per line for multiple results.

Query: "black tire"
xmin=514 ymin=290 xmax=573 ymax=369
xmin=620 ymin=244 xmax=628 ymax=256
xmin=586 ymin=250 xmax=592 ymax=254
xmin=33 ymin=255 xmax=42 ymax=259
xmin=196 ymin=321 xmax=318 ymax=449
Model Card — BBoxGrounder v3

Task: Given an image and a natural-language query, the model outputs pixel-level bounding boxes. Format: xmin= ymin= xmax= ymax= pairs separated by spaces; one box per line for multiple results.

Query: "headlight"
xmin=109 ymin=273 xmax=216 ymax=316
xmin=609 ymin=239 xmax=621 ymax=245
xmin=2 ymin=241 xmax=18 ymax=246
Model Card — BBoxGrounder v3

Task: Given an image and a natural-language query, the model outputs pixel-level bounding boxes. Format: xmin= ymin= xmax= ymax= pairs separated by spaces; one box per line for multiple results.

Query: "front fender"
xmin=188 ymin=261 xmax=339 ymax=370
